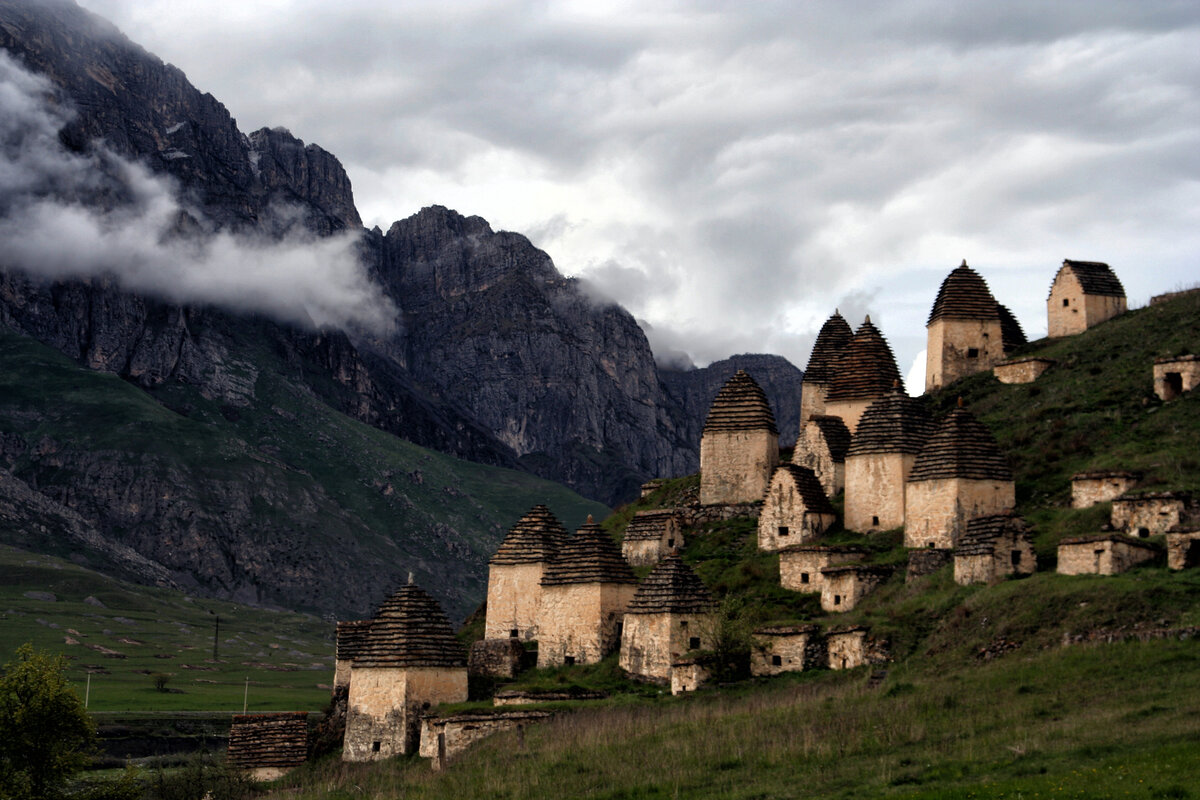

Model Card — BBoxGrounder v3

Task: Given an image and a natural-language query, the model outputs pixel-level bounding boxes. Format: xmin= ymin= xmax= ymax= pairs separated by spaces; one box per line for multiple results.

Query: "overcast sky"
xmin=77 ymin=0 xmax=1200 ymax=387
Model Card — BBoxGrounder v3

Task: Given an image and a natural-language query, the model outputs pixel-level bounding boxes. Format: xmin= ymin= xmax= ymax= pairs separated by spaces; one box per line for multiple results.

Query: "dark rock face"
xmin=660 ymin=354 xmax=805 ymax=450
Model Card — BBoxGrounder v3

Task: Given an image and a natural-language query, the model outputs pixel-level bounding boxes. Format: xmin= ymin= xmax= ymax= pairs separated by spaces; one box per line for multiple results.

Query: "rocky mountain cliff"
xmin=0 ymin=0 xmax=805 ymax=616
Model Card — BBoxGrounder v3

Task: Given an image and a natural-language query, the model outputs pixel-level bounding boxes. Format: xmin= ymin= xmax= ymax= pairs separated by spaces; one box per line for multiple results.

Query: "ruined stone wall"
xmin=468 ymin=639 xmax=527 ymax=679
xmin=419 ymin=709 xmax=552 ymax=764
xmin=620 ymin=611 xmax=711 ymax=683
xmin=779 ymin=548 xmax=865 ymax=593
xmin=1057 ymin=539 xmax=1157 ymax=576
xmin=906 ymin=548 xmax=952 ymax=582
xmin=994 ymin=359 xmax=1054 ymax=385
xmin=954 ymin=536 xmax=1035 ymax=586
xmin=536 ymin=582 xmax=637 ymax=668
xmin=904 ymin=478 xmax=1015 ymax=549
xmin=822 ymin=398 xmax=872 ymax=436
xmin=700 ymin=429 xmax=779 ymax=505
xmin=826 ymin=630 xmax=868 ymax=670
xmin=1166 ymin=531 xmax=1200 ymax=570
xmin=1154 ymin=357 xmax=1200 ymax=401
xmin=1072 ymin=474 xmax=1141 ymax=509
xmin=799 ymin=382 xmax=828 ymax=428
xmin=758 ymin=481 xmax=834 ymax=552
xmin=844 ymin=452 xmax=913 ymax=532
xmin=820 ymin=569 xmax=886 ymax=613
xmin=670 ymin=660 xmax=709 ymax=695
xmin=1112 ymin=495 xmax=1197 ymax=537
xmin=750 ymin=631 xmax=824 ymax=676
xmin=343 ymin=667 xmax=468 ymax=762
xmin=925 ymin=318 xmax=1004 ymax=392
xmin=485 ymin=562 xmax=545 ymax=641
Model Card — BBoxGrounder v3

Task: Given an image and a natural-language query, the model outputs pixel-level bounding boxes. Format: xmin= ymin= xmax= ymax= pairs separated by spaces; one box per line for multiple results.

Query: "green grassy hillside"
xmin=262 ymin=294 xmax=1200 ymax=798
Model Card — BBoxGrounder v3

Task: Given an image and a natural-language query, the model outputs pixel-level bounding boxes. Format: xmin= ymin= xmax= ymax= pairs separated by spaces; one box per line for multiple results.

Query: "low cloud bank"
xmin=0 ymin=52 xmax=396 ymax=334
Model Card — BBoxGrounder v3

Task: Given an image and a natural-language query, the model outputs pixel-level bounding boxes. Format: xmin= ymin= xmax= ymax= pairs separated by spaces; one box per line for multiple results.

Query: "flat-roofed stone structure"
xmin=1057 ymin=534 xmax=1159 ymax=576
xmin=953 ymin=512 xmax=1036 ymax=585
xmin=485 ymin=505 xmax=568 ymax=641
xmin=619 ymin=554 xmax=716 ymax=683
xmin=826 ymin=627 xmax=869 ymax=670
xmin=1048 ymin=259 xmax=1126 ymax=338
xmin=537 ymin=518 xmax=638 ymax=668
xmin=925 ymin=261 xmax=1015 ymax=392
xmin=994 ymin=357 xmax=1055 ymax=384
xmin=1071 ymin=471 xmax=1143 ymax=509
xmin=751 ymin=625 xmax=824 ymax=676
xmin=700 ymin=370 xmax=780 ymax=505
xmin=793 ymin=414 xmax=851 ymax=496
xmin=670 ymin=657 xmax=710 ymax=695
xmin=758 ymin=465 xmax=836 ymax=552
xmin=820 ymin=564 xmax=891 ymax=613
xmin=343 ymin=583 xmax=468 ymax=762
xmin=800 ymin=311 xmax=854 ymax=426
xmin=493 ymin=689 xmax=606 ymax=706
xmin=779 ymin=545 xmax=867 ymax=593
xmin=844 ymin=388 xmax=934 ymax=533
xmin=227 ymin=712 xmax=308 ymax=781
xmin=419 ymin=708 xmax=553 ymax=768
xmin=1154 ymin=355 xmax=1200 ymax=401
xmin=1112 ymin=491 xmax=1199 ymax=538
xmin=334 ymin=619 xmax=371 ymax=690
xmin=825 ymin=317 xmax=905 ymax=434
xmin=905 ymin=406 xmax=1015 ymax=549
xmin=622 ymin=509 xmax=684 ymax=567
xmin=1166 ymin=530 xmax=1200 ymax=570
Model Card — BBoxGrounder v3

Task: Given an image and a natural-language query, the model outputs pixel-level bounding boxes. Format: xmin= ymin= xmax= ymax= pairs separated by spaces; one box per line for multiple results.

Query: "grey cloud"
xmin=0 ymin=52 xmax=396 ymax=334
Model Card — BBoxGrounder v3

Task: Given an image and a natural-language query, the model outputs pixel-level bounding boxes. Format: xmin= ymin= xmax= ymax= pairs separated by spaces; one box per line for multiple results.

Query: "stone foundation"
xmin=993 ymin=357 xmax=1055 ymax=384
xmin=1056 ymin=535 xmax=1159 ymax=576
xmin=1071 ymin=471 xmax=1142 ymax=509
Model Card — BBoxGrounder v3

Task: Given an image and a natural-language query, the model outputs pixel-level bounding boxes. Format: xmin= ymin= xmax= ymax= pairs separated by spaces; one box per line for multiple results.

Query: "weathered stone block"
xmin=1071 ymin=471 xmax=1142 ymax=509
xmin=1057 ymin=535 xmax=1159 ymax=576
xmin=993 ymin=357 xmax=1055 ymax=384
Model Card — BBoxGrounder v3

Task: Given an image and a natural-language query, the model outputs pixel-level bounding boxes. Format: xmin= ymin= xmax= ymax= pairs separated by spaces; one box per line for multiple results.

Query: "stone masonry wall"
xmin=1112 ymin=495 xmax=1197 ymax=537
xmin=700 ymin=429 xmax=779 ymax=505
xmin=845 ymin=452 xmax=913 ymax=532
xmin=537 ymin=582 xmax=637 ymax=668
xmin=1166 ymin=531 xmax=1200 ymax=570
xmin=1057 ymin=538 xmax=1158 ymax=576
xmin=954 ymin=537 xmax=1035 ymax=586
xmin=779 ymin=548 xmax=866 ymax=593
xmin=758 ymin=478 xmax=835 ymax=552
xmin=750 ymin=629 xmax=825 ymax=676
xmin=1072 ymin=474 xmax=1141 ymax=509
xmin=343 ymin=667 xmax=468 ymax=761
xmin=926 ymin=318 xmax=1005 ymax=392
xmin=799 ymin=382 xmax=828 ymax=429
xmin=485 ymin=562 xmax=545 ymax=641
xmin=1154 ymin=357 xmax=1200 ymax=401
xmin=826 ymin=630 xmax=868 ymax=670
xmin=468 ymin=639 xmax=527 ymax=679
xmin=1048 ymin=273 xmax=1125 ymax=337
xmin=419 ymin=709 xmax=552 ymax=766
xmin=620 ymin=611 xmax=712 ymax=683
xmin=993 ymin=358 xmax=1054 ymax=384
xmin=820 ymin=568 xmax=887 ymax=613
xmin=822 ymin=398 xmax=872 ymax=436
xmin=904 ymin=478 xmax=1015 ymax=549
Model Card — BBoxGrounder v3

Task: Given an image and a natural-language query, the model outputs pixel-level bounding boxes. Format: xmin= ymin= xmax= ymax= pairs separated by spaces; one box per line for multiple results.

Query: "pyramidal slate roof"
xmin=702 ymin=369 xmax=779 ymax=435
xmin=541 ymin=517 xmax=638 ymax=586
xmin=997 ymin=304 xmax=1027 ymax=352
xmin=227 ymin=713 xmax=308 ymax=771
xmin=624 ymin=509 xmax=680 ymax=543
xmin=625 ymin=553 xmax=715 ymax=615
xmin=825 ymin=318 xmax=904 ymax=401
xmin=847 ymin=389 xmax=935 ymax=457
xmin=353 ymin=583 xmax=466 ymax=669
xmin=808 ymin=415 xmax=852 ymax=462
xmin=335 ymin=619 xmax=372 ymax=661
xmin=908 ymin=406 xmax=1013 ymax=482
xmin=1057 ymin=260 xmax=1125 ymax=297
xmin=927 ymin=262 xmax=1001 ymax=324
xmin=767 ymin=464 xmax=836 ymax=514
xmin=489 ymin=505 xmax=568 ymax=565
xmin=803 ymin=311 xmax=854 ymax=385
xmin=955 ymin=512 xmax=1029 ymax=556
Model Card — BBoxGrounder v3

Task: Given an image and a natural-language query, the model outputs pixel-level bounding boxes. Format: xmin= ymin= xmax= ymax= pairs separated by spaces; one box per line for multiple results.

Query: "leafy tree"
xmin=0 ymin=643 xmax=97 ymax=800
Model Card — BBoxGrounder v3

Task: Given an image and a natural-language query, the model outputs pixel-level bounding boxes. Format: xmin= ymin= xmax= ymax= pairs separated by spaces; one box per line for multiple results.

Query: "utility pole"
xmin=212 ymin=614 xmax=219 ymax=662
xmin=85 ymin=673 xmax=91 ymax=709
xmin=243 ymin=677 xmax=249 ymax=713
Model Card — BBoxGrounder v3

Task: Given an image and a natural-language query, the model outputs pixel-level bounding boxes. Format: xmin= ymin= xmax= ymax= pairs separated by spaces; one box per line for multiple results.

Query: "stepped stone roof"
xmin=808 ymin=415 xmax=852 ymax=462
xmin=997 ymin=303 xmax=1027 ymax=352
xmin=778 ymin=544 xmax=868 ymax=556
xmin=354 ymin=583 xmax=466 ymax=669
xmin=1155 ymin=354 xmax=1200 ymax=365
xmin=1056 ymin=260 xmax=1125 ymax=297
xmin=846 ymin=390 xmax=934 ymax=457
xmin=541 ymin=518 xmax=638 ymax=586
xmin=908 ymin=407 xmax=1013 ymax=482
xmin=825 ymin=318 xmax=904 ymax=401
xmin=1060 ymin=533 xmax=1157 ymax=550
xmin=955 ymin=512 xmax=1030 ymax=556
xmin=335 ymin=619 xmax=372 ymax=661
xmin=227 ymin=712 xmax=308 ymax=771
xmin=702 ymin=370 xmax=779 ymax=435
xmin=820 ymin=564 xmax=892 ymax=579
xmin=489 ymin=505 xmax=568 ymax=565
xmin=755 ymin=624 xmax=820 ymax=636
xmin=803 ymin=311 xmax=854 ymax=384
xmin=625 ymin=553 xmax=716 ymax=615
xmin=928 ymin=262 xmax=1001 ymax=324
xmin=623 ymin=509 xmax=681 ymax=543
xmin=767 ymin=465 xmax=836 ymax=515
